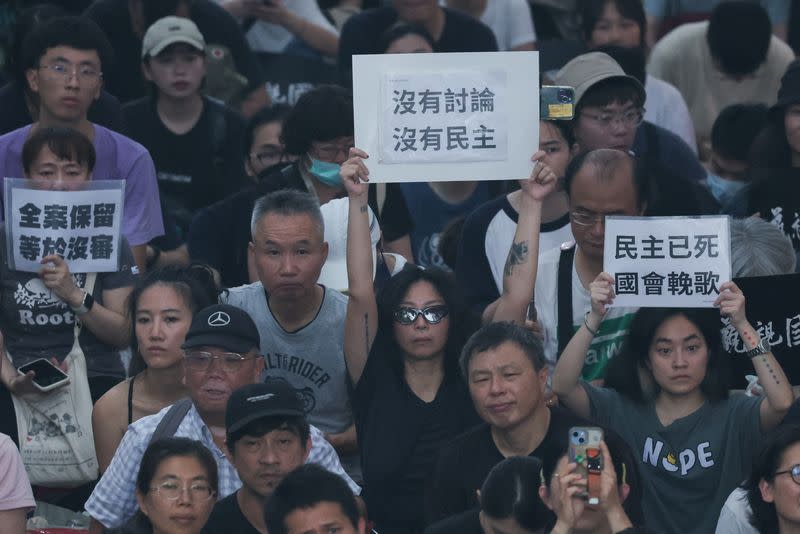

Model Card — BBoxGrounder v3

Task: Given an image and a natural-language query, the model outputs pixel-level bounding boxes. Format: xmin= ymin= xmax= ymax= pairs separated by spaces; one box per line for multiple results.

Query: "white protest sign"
xmin=4 ymin=179 xmax=125 ymax=273
xmin=353 ymin=51 xmax=539 ymax=182
xmin=603 ymin=216 xmax=731 ymax=308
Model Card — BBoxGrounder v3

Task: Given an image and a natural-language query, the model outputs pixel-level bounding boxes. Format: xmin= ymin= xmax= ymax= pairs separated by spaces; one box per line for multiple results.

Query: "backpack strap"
xmin=556 ymin=244 xmax=576 ymax=357
xmin=148 ymin=398 xmax=192 ymax=445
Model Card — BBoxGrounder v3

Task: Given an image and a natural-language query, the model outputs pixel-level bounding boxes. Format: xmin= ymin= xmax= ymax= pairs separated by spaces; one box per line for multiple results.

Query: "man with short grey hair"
xmin=223 ymin=189 xmax=359 ymax=475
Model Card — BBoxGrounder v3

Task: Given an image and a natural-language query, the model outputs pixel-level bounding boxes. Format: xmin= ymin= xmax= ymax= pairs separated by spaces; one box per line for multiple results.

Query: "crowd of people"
xmin=0 ymin=0 xmax=799 ymax=533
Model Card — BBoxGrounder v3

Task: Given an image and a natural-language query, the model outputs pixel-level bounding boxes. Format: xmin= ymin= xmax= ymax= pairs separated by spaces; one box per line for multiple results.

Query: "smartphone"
xmin=540 ymin=85 xmax=575 ymax=120
xmin=568 ymin=426 xmax=604 ymax=505
xmin=18 ymin=358 xmax=70 ymax=392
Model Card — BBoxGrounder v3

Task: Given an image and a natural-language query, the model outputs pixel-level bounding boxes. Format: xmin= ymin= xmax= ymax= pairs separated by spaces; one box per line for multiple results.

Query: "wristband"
xmin=584 ymin=311 xmax=599 ymax=337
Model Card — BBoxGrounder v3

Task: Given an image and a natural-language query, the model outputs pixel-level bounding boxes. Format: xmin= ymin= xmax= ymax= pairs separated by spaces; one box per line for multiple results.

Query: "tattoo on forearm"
xmin=503 ymin=241 xmax=529 ymax=276
xmin=760 ymin=356 xmax=780 ymax=385
xmin=359 ymin=204 xmax=368 ymax=213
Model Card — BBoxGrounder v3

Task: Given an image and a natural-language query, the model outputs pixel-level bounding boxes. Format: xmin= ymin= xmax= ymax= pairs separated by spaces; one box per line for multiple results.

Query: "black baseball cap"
xmin=226 ymin=381 xmax=306 ymax=434
xmin=181 ymin=304 xmax=261 ymax=354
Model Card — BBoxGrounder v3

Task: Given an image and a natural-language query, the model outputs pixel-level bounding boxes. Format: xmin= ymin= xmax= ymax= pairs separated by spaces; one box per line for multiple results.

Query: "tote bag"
xmin=9 ymin=273 xmax=98 ymax=487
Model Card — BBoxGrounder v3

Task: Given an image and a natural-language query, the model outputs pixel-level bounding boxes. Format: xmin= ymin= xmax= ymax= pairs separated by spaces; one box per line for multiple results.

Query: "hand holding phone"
xmin=17 ymin=358 xmax=70 ymax=393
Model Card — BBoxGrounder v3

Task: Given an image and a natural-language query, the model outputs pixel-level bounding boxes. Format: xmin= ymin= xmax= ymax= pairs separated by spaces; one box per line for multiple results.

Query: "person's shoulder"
xmin=0 ymin=432 xmax=15 ymax=453
xmin=464 ymin=194 xmax=511 ymax=228
xmin=121 ymin=97 xmax=151 ymax=118
xmin=323 ymin=286 xmax=349 ymax=309
xmin=93 ymin=123 xmax=150 ymax=157
xmin=440 ymin=422 xmax=491 ymax=456
xmin=345 ymin=6 xmax=396 ymax=28
xmin=225 ymin=281 xmax=264 ymax=297
xmin=645 ymin=74 xmax=684 ymax=101
xmin=768 ymin=33 xmax=796 ymax=63
xmin=93 ymin=379 xmax=130 ymax=419
xmin=190 ymin=0 xmax=240 ymax=28
xmin=443 ymin=6 xmax=493 ymax=31
xmin=0 ymin=124 xmax=30 ymax=146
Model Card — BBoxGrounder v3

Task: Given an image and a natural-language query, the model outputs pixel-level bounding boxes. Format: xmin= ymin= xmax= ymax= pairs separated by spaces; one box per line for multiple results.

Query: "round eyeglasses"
xmin=393 ymin=305 xmax=449 ymax=325
xmin=775 ymin=464 xmax=800 ymax=485
xmin=151 ymin=481 xmax=216 ymax=501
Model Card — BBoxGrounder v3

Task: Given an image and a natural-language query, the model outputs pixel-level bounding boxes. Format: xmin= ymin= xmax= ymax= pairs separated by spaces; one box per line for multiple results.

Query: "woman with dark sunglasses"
xmin=340 ymin=147 xmax=481 ymax=534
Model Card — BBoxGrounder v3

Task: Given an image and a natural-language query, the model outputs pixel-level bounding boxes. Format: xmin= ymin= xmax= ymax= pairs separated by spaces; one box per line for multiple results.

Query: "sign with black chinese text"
xmin=353 ymin=52 xmax=539 ymax=182
xmin=4 ymin=179 xmax=124 ymax=273
xmin=723 ymin=274 xmax=800 ymax=388
xmin=603 ymin=216 xmax=731 ymax=307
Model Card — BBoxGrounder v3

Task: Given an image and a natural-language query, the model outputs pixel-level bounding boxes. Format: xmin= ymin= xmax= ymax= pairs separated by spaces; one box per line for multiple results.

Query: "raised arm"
xmin=491 ymin=151 xmax=557 ymax=324
xmin=551 ymin=272 xmax=616 ymax=419
xmin=716 ymin=282 xmax=794 ymax=431
xmin=342 ymin=148 xmax=378 ymax=385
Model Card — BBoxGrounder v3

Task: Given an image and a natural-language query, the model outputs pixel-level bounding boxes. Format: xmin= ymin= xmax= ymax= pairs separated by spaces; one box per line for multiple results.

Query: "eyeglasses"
xmin=183 ymin=351 xmax=257 ymax=373
xmin=310 ymin=140 xmax=354 ymax=161
xmin=250 ymin=147 xmax=283 ymax=166
xmin=150 ymin=481 xmax=216 ymax=501
xmin=570 ymin=210 xmax=607 ymax=227
xmin=393 ymin=305 xmax=449 ymax=325
xmin=39 ymin=62 xmax=102 ymax=84
xmin=580 ymin=108 xmax=644 ymax=129
xmin=775 ymin=464 xmax=800 ymax=485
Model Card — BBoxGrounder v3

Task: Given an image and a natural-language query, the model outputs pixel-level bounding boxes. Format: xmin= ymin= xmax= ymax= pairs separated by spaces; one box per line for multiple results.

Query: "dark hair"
xmin=563 ymin=149 xmax=647 ymax=208
xmin=376 ymin=264 xmax=478 ymax=379
xmin=228 ymin=416 xmax=311 ymax=452
xmin=593 ymin=44 xmax=646 ymax=85
xmin=264 ymin=464 xmax=359 ymax=534
xmin=542 ymin=118 xmax=575 ymax=150
xmin=378 ymin=22 xmax=435 ymax=53
xmin=21 ymin=16 xmax=113 ymax=75
xmin=281 ymin=85 xmax=353 ymax=156
xmin=243 ymin=104 xmax=292 ymax=158
xmin=604 ymin=308 xmax=730 ymax=404
xmin=127 ymin=264 xmax=219 ymax=375
xmin=460 ymin=321 xmax=546 ymax=381
xmin=580 ymin=0 xmax=646 ymax=47
xmin=22 ymin=127 xmax=96 ymax=175
xmin=142 ymin=0 xmax=191 ymax=28
xmin=436 ymin=215 xmax=465 ymax=271
xmin=707 ymin=2 xmax=771 ymax=77
xmin=577 ymin=76 xmax=644 ymax=114
xmin=480 ymin=456 xmax=549 ymax=530
xmin=250 ymin=189 xmax=324 ymax=240
xmin=136 ymin=437 xmax=218 ymax=496
xmin=710 ymin=103 xmax=769 ymax=163
xmin=748 ymin=110 xmax=793 ymax=169
xmin=746 ymin=424 xmax=800 ymax=532
xmin=540 ymin=428 xmax=645 ymax=527
xmin=6 ymin=4 xmax=67 ymax=82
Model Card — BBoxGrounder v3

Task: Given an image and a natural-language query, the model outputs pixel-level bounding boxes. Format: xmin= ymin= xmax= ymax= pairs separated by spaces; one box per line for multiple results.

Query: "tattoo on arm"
xmin=760 ymin=356 xmax=781 ymax=385
xmin=360 ymin=204 xmax=368 ymax=213
xmin=503 ymin=241 xmax=529 ymax=277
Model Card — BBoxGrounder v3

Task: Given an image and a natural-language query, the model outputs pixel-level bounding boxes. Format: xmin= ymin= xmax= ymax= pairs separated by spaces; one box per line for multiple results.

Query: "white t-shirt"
xmin=644 ymin=74 xmax=697 ymax=155
xmin=217 ymin=0 xmax=338 ymax=53
xmin=480 ymin=0 xmax=537 ymax=50
xmin=715 ymin=487 xmax=758 ymax=534
xmin=534 ymin=245 xmax=637 ymax=379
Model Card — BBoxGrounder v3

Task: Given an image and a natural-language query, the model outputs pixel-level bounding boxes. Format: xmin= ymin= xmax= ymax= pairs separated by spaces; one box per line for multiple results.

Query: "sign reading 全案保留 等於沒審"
xmin=4 ymin=178 xmax=125 ymax=273
xmin=603 ymin=216 xmax=731 ymax=308
xmin=353 ymin=51 xmax=539 ymax=183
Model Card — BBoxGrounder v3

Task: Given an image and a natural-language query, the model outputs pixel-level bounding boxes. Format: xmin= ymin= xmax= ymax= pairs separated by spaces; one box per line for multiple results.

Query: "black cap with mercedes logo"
xmin=182 ymin=303 xmax=261 ymax=353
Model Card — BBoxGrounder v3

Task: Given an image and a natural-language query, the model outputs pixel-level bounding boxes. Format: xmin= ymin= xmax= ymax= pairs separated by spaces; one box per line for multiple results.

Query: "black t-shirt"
xmin=424 ymin=510 xmax=482 ymax=534
xmin=354 ymin=336 xmax=480 ymax=534
xmin=426 ymin=407 xmax=588 ymax=525
xmin=0 ymin=80 xmax=124 ymax=135
xmin=188 ymin=163 xmax=413 ymax=288
xmin=123 ymin=96 xmax=246 ymax=233
xmin=203 ymin=492 xmax=260 ymax=534
xmin=747 ymin=168 xmax=800 ymax=259
xmin=338 ymin=7 xmax=498 ymax=87
xmin=84 ymin=0 xmax=265 ymax=103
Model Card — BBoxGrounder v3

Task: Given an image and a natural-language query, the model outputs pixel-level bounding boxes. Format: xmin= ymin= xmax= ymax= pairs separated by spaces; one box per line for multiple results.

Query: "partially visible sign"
xmin=603 ymin=216 xmax=731 ymax=307
xmin=724 ymin=274 xmax=800 ymax=388
xmin=4 ymin=179 xmax=124 ymax=273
